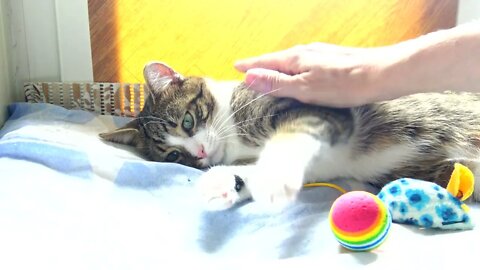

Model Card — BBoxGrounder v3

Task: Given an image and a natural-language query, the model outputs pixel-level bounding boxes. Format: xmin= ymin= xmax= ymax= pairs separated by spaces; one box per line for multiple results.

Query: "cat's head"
xmin=100 ymin=62 xmax=226 ymax=168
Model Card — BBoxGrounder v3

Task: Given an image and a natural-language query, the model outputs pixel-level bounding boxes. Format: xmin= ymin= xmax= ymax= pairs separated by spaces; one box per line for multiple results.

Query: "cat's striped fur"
xmin=100 ymin=62 xmax=480 ymax=210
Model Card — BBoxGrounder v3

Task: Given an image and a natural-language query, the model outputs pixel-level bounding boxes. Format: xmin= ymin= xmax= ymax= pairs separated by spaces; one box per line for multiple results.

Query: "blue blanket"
xmin=1 ymin=103 xmax=479 ymax=269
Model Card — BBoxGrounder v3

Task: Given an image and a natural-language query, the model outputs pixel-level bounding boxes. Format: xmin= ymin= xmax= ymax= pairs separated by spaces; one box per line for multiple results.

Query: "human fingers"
xmin=244 ymin=68 xmax=303 ymax=97
xmin=245 ymin=68 xmax=366 ymax=107
xmin=234 ymin=49 xmax=297 ymax=73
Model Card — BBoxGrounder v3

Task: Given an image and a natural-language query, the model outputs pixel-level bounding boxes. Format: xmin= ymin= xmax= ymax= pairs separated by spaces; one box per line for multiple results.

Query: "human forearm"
xmin=234 ymin=22 xmax=480 ymax=107
xmin=377 ymin=22 xmax=480 ymax=100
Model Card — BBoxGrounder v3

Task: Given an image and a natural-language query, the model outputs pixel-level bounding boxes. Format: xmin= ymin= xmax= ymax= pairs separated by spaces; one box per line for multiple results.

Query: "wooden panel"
xmin=88 ymin=0 xmax=458 ymax=82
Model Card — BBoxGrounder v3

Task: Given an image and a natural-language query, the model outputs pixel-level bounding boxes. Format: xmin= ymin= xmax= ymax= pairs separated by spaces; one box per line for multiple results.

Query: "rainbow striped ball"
xmin=329 ymin=191 xmax=391 ymax=251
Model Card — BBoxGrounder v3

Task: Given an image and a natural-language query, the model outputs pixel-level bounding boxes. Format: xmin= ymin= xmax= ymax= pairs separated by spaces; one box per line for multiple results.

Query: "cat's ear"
xmin=143 ymin=61 xmax=183 ymax=91
xmin=99 ymin=119 xmax=141 ymax=146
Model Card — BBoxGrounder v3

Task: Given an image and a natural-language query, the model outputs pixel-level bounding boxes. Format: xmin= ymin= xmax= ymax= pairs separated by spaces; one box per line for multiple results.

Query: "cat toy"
xmin=303 ymin=183 xmax=392 ymax=251
xmin=306 ymin=162 xmax=475 ymax=251
xmin=329 ymin=190 xmax=391 ymax=251
xmin=378 ymin=163 xmax=475 ymax=230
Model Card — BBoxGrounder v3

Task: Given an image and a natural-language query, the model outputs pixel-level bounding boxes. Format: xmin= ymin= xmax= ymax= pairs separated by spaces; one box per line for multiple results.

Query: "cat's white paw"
xmin=248 ymin=166 xmax=304 ymax=207
xmin=197 ymin=166 xmax=250 ymax=211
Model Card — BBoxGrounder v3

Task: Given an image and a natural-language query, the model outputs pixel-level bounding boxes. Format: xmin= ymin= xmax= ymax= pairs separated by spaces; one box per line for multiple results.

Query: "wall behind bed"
xmin=1 ymin=0 xmax=479 ymax=124
xmin=88 ymin=0 xmax=459 ymax=83
xmin=0 ymin=0 xmax=15 ymax=127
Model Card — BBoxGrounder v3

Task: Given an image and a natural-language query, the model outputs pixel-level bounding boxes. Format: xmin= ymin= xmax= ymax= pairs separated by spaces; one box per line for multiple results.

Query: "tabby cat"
xmin=100 ymin=62 xmax=480 ymax=210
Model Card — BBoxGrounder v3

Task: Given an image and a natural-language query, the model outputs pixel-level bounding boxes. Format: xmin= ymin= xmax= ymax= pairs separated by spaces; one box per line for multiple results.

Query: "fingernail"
xmin=234 ymin=61 xmax=246 ymax=71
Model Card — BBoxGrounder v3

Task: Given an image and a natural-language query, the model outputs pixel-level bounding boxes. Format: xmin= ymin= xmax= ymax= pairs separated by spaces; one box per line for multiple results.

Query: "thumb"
xmin=244 ymin=68 xmax=299 ymax=96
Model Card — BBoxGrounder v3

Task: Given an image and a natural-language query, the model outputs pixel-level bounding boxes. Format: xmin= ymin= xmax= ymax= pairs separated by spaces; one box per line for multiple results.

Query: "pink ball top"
xmin=331 ymin=191 xmax=380 ymax=233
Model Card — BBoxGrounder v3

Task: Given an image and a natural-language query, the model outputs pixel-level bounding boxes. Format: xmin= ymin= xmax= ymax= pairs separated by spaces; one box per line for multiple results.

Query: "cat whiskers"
xmin=141 ymin=121 xmax=167 ymax=129
xmin=215 ymin=132 xmax=250 ymax=142
xmin=217 ymin=133 xmax=248 ymax=142
xmin=208 ymin=106 xmax=234 ymax=141
xmin=208 ymin=114 xmax=279 ymax=149
xmin=208 ymin=77 xmax=263 ymax=136
xmin=214 ymin=114 xmax=278 ymax=140
xmin=136 ymin=115 xmax=168 ymax=123
xmin=206 ymin=79 xmax=283 ymax=148
xmin=206 ymin=108 xmax=229 ymax=144
xmin=135 ymin=116 xmax=171 ymax=130
xmin=212 ymin=82 xmax=284 ymax=138
xmin=207 ymin=109 xmax=245 ymax=144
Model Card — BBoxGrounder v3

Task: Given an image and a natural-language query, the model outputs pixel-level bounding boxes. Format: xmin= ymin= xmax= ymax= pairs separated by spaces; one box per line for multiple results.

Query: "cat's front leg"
xmin=247 ymin=132 xmax=322 ymax=206
xmin=198 ymin=132 xmax=323 ymax=210
xmin=197 ymin=165 xmax=254 ymax=210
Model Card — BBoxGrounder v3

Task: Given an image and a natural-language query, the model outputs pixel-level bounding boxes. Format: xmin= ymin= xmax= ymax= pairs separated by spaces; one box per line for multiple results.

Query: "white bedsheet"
xmin=1 ymin=103 xmax=478 ymax=269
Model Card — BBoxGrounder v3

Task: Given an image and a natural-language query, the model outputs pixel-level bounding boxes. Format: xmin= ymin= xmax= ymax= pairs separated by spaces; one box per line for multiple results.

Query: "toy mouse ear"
xmin=143 ymin=61 xmax=183 ymax=92
xmin=446 ymin=163 xmax=475 ymax=201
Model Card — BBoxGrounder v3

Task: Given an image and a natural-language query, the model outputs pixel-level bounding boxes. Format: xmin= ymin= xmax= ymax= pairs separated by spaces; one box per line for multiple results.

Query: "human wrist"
xmin=372 ymin=30 xmax=451 ymax=101
xmin=362 ymin=44 xmax=416 ymax=103
xmin=378 ymin=23 xmax=480 ymax=99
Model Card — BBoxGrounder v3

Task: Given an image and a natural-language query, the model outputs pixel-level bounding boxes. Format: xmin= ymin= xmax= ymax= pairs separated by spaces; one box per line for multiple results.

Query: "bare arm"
xmin=381 ymin=22 xmax=480 ymax=99
xmin=234 ymin=21 xmax=480 ymax=107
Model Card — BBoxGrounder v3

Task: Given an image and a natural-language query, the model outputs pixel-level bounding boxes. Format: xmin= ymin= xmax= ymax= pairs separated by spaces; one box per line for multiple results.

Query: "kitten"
xmin=100 ymin=62 xmax=480 ymax=210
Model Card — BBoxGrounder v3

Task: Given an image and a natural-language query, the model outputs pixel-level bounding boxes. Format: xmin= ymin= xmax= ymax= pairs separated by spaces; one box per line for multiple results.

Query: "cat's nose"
xmin=197 ymin=145 xmax=207 ymax=159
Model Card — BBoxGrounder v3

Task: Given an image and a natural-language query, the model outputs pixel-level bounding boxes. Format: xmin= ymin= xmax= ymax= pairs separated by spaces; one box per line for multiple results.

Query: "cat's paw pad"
xmin=197 ymin=166 xmax=248 ymax=211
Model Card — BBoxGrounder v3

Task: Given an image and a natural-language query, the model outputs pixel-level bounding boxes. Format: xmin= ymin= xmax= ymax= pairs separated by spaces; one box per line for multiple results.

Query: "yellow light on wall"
xmin=104 ymin=0 xmax=456 ymax=82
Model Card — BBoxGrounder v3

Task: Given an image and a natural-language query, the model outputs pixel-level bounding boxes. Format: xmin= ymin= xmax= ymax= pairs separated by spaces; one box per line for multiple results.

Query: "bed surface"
xmin=1 ymin=102 xmax=479 ymax=269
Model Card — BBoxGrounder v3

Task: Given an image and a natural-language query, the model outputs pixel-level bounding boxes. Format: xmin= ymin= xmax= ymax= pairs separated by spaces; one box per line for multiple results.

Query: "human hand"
xmin=234 ymin=43 xmax=401 ymax=107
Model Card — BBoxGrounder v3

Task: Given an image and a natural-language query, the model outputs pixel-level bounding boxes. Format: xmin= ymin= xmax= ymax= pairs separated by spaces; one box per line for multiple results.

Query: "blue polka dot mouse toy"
xmin=378 ymin=163 xmax=475 ymax=230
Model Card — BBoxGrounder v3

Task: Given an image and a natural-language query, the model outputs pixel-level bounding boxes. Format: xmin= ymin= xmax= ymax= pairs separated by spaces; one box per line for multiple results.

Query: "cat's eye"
xmin=182 ymin=112 xmax=194 ymax=131
xmin=165 ymin=150 xmax=180 ymax=162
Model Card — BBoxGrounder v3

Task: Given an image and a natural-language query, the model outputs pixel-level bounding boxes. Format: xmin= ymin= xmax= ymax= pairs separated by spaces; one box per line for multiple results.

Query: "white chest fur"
xmin=206 ymin=79 xmax=262 ymax=164
xmin=306 ymin=140 xmax=418 ymax=183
